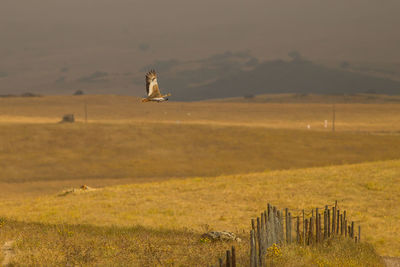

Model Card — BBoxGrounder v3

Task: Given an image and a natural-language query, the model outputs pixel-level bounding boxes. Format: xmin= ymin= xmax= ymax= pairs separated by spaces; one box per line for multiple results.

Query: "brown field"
xmin=1 ymin=94 xmax=400 ymax=133
xmin=0 ymin=95 xmax=399 ymax=265
xmin=0 ymin=160 xmax=396 ymax=265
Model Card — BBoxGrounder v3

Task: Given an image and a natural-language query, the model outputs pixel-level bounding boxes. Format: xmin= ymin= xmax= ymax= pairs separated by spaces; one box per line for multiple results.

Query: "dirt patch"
xmin=59 ymin=185 xmax=98 ymax=196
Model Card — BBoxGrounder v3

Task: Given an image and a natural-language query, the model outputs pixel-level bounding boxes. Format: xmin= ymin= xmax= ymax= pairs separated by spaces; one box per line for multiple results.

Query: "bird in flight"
xmin=142 ymin=70 xmax=171 ymax=102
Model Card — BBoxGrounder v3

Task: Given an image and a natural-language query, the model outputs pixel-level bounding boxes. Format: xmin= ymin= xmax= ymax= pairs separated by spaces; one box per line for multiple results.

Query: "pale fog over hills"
xmin=1 ymin=0 xmax=400 ymax=100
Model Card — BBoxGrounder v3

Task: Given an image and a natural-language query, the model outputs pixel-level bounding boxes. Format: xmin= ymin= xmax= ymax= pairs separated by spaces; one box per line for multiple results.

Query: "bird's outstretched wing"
xmin=145 ymin=70 xmax=162 ymax=98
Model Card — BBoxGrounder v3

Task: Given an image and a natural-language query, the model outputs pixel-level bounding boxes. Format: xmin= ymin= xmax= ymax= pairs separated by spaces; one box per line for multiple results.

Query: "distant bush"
xmin=73 ymin=90 xmax=84 ymax=95
xmin=21 ymin=92 xmax=41 ymax=97
xmin=0 ymin=71 xmax=8 ymax=78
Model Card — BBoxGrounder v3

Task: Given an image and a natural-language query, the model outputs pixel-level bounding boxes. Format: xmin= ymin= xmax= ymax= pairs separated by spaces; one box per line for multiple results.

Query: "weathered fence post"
xmin=315 ymin=208 xmax=319 ymax=243
xmin=296 ymin=216 xmax=300 ymax=244
xmin=250 ymin=230 xmax=257 ymax=267
xmin=358 ymin=226 xmax=361 ymax=242
xmin=285 ymin=208 xmax=289 ymax=244
xmin=318 ymin=213 xmax=322 ymax=243
xmin=340 ymin=214 xmax=343 ymax=236
xmin=279 ymin=210 xmax=284 ymax=244
xmin=332 ymin=206 xmax=336 ymax=235
xmin=273 ymin=207 xmax=279 ymax=245
xmin=336 ymin=209 xmax=340 ymax=234
xmin=351 ymin=221 xmax=354 ymax=239
xmin=261 ymin=213 xmax=265 ymax=255
xmin=231 ymin=246 xmax=236 ymax=267
xmin=226 ymin=250 xmax=231 ymax=267
xmin=305 ymin=219 xmax=309 ymax=246
xmin=324 ymin=210 xmax=327 ymax=240
xmin=288 ymin=212 xmax=292 ymax=244
xmin=327 ymin=208 xmax=331 ymax=238
xmin=302 ymin=209 xmax=305 ymax=246
xmin=257 ymin=217 xmax=262 ymax=266
xmin=309 ymin=216 xmax=314 ymax=245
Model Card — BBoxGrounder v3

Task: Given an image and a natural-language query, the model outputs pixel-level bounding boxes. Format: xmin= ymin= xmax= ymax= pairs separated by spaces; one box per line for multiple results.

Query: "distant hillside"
xmin=167 ymin=59 xmax=400 ymax=101
xmin=212 ymin=93 xmax=400 ymax=104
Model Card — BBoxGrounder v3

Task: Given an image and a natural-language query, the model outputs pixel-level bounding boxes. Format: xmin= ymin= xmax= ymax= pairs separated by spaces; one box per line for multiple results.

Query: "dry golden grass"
xmin=0 ymin=218 xmax=383 ymax=266
xmin=0 ymin=219 xmax=247 ymax=266
xmin=1 ymin=95 xmax=400 ymax=133
xmin=0 ymin=95 xmax=398 ymax=264
xmin=1 ymin=122 xmax=400 ymax=190
xmin=0 ymin=160 xmax=398 ymax=257
xmin=270 ymin=238 xmax=384 ymax=266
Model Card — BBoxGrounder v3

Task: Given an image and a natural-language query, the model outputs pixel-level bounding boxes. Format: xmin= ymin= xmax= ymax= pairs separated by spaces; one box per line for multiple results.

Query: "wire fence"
xmin=211 ymin=200 xmax=362 ymax=267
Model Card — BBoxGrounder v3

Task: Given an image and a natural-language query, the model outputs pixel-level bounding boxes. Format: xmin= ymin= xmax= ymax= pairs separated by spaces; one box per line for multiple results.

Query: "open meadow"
xmin=0 ymin=94 xmax=399 ymax=265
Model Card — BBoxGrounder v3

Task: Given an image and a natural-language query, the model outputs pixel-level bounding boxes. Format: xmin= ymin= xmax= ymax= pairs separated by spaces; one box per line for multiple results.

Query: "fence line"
xmin=249 ymin=201 xmax=361 ymax=267
xmin=212 ymin=201 xmax=362 ymax=267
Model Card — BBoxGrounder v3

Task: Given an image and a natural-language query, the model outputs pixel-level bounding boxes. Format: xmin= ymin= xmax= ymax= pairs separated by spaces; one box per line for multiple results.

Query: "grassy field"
xmin=0 ymin=95 xmax=399 ymax=265
xmin=0 ymin=160 xmax=397 ymax=265
xmin=1 ymin=123 xmax=400 ymax=197
xmin=1 ymin=95 xmax=400 ymax=133
xmin=0 ymin=218 xmax=384 ymax=266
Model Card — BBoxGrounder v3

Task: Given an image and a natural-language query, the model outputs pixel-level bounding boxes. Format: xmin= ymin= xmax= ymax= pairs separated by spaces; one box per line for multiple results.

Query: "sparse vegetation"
xmin=0 ymin=160 xmax=399 ymax=257
xmin=267 ymin=238 xmax=384 ymax=266
xmin=1 ymin=122 xmax=400 ymax=186
xmin=0 ymin=96 xmax=398 ymax=264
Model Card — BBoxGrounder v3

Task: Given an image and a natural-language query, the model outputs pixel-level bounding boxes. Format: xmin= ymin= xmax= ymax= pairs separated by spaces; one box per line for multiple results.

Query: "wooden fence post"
xmin=250 ymin=230 xmax=257 ymax=267
xmin=257 ymin=217 xmax=262 ymax=266
xmin=231 ymin=246 xmax=236 ymax=267
xmin=261 ymin=213 xmax=265 ymax=255
xmin=327 ymin=208 xmax=330 ymax=238
xmin=285 ymin=208 xmax=289 ymax=244
xmin=336 ymin=209 xmax=340 ymax=234
xmin=315 ymin=208 xmax=319 ymax=243
xmin=305 ymin=219 xmax=309 ymax=246
xmin=318 ymin=213 xmax=322 ymax=243
xmin=343 ymin=210 xmax=346 ymax=224
xmin=279 ymin=210 xmax=284 ymax=244
xmin=296 ymin=216 xmax=300 ymax=244
xmin=226 ymin=250 xmax=231 ymax=267
xmin=309 ymin=216 xmax=314 ymax=246
xmin=302 ymin=210 xmax=305 ymax=246
xmin=340 ymin=214 xmax=343 ymax=235
xmin=332 ymin=207 xmax=336 ymax=235
xmin=358 ymin=226 xmax=361 ymax=242
xmin=351 ymin=221 xmax=354 ymax=238
xmin=324 ymin=210 xmax=327 ymax=240
xmin=273 ymin=207 xmax=279 ymax=245
xmin=288 ymin=212 xmax=292 ymax=244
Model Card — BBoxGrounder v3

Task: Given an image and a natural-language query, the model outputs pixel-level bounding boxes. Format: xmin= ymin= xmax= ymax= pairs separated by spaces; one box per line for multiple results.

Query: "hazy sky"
xmin=0 ymin=0 xmax=399 ymax=94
